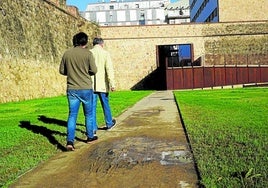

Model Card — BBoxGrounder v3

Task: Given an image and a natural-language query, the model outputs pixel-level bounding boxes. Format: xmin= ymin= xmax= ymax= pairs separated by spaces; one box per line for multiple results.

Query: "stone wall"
xmin=219 ymin=0 xmax=268 ymax=22
xmin=0 ymin=0 xmax=267 ymax=103
xmin=203 ymin=22 xmax=268 ymax=65
xmin=100 ymin=24 xmax=205 ymax=90
xmin=100 ymin=21 xmax=268 ymax=90
xmin=0 ymin=0 xmax=100 ymax=103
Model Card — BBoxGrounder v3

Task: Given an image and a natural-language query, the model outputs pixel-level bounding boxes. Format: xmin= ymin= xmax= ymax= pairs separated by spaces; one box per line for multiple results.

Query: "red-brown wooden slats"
xmin=166 ymin=65 xmax=268 ymax=90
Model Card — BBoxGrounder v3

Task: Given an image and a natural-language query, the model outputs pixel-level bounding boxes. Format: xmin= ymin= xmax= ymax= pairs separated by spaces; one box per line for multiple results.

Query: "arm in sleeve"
xmin=88 ymin=51 xmax=97 ymax=76
xmin=105 ymin=52 xmax=115 ymax=88
xmin=59 ymin=56 xmax=67 ymax=75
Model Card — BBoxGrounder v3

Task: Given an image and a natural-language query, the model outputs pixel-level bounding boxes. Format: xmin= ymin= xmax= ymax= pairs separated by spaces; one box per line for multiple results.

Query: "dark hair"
xmin=72 ymin=34 xmax=78 ymax=47
xmin=93 ymin=37 xmax=104 ymax=46
xmin=73 ymin=32 xmax=88 ymax=46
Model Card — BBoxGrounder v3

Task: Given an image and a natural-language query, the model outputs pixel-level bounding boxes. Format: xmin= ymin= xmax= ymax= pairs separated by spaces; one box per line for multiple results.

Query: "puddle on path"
xmin=88 ymin=136 xmax=193 ymax=174
xmin=10 ymin=104 xmax=199 ymax=188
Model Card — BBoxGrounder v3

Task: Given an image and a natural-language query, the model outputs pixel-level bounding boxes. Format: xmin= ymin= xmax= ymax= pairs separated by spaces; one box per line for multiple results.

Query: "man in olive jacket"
xmin=90 ymin=37 xmax=116 ymax=133
xmin=59 ymin=32 xmax=98 ymax=151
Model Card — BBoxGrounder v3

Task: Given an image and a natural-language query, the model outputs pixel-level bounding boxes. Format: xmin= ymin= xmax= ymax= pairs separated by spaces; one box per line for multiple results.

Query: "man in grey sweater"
xmin=59 ymin=32 xmax=98 ymax=151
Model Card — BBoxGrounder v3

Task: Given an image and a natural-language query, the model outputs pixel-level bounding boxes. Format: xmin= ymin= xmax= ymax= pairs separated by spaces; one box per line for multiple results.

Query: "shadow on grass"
xmin=38 ymin=115 xmax=86 ymax=134
xmin=19 ymin=121 xmax=67 ymax=151
xmin=38 ymin=115 xmax=67 ymax=127
xmin=19 ymin=116 xmax=87 ymax=152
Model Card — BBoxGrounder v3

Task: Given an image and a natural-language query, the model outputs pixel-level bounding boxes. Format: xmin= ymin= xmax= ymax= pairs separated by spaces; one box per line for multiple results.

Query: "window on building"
xmin=169 ymin=19 xmax=175 ymax=24
xmin=205 ymin=8 xmax=218 ymax=22
xmin=110 ymin=5 xmax=114 ymax=10
xmin=117 ymin=10 xmax=126 ymax=22
xmin=139 ymin=13 xmax=145 ymax=25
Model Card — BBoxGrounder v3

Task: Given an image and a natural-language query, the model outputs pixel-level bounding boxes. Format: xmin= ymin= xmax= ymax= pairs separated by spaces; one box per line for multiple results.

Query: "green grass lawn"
xmin=0 ymin=90 xmax=153 ymax=187
xmin=174 ymin=88 xmax=268 ymax=188
xmin=1 ymin=88 xmax=267 ymax=187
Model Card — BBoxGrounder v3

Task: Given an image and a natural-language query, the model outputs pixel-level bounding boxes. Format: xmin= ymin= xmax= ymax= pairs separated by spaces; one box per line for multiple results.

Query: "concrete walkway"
xmin=11 ymin=91 xmax=199 ymax=188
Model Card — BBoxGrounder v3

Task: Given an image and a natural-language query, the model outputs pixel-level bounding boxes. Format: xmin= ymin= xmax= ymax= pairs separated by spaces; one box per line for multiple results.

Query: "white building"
xmin=165 ymin=0 xmax=190 ymax=24
xmin=83 ymin=0 xmax=170 ymax=26
xmin=81 ymin=0 xmax=190 ymax=26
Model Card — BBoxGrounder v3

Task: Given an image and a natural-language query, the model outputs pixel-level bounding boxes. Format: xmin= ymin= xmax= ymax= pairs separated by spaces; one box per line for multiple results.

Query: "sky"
xmin=66 ymin=0 xmax=99 ymax=11
xmin=66 ymin=0 xmax=178 ymax=11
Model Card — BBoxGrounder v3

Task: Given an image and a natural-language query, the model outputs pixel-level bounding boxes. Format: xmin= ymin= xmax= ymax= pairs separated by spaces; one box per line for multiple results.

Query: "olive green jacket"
xmin=59 ymin=46 xmax=97 ymax=90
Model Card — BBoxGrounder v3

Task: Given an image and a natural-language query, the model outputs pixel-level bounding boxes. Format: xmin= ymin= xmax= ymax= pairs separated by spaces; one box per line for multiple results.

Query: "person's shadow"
xmin=38 ymin=115 xmax=86 ymax=134
xmin=19 ymin=116 xmax=87 ymax=152
xmin=19 ymin=120 xmax=67 ymax=151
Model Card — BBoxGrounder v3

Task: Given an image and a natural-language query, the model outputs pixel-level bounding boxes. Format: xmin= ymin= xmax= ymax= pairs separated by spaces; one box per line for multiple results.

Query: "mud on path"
xmin=10 ymin=91 xmax=199 ymax=188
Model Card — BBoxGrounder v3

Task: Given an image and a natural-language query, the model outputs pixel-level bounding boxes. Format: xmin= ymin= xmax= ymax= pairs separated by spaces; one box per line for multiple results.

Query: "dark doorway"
xmin=158 ymin=44 xmax=194 ymax=68
xmin=157 ymin=44 xmax=194 ymax=90
xmin=131 ymin=44 xmax=195 ymax=91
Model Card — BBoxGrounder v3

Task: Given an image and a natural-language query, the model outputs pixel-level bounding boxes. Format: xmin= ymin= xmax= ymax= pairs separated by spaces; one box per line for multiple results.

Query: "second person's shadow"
xmin=38 ymin=115 xmax=86 ymax=135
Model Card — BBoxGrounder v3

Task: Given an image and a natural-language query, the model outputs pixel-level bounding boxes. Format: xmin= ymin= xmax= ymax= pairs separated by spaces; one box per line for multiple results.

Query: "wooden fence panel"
xmin=203 ymin=67 xmax=214 ymax=88
xmin=236 ymin=67 xmax=249 ymax=84
xmin=261 ymin=67 xmax=268 ymax=82
xmin=173 ymin=68 xmax=184 ymax=89
xmin=248 ymin=67 xmax=261 ymax=83
xmin=165 ymin=65 xmax=268 ymax=90
xmin=225 ymin=66 xmax=237 ymax=85
xmin=166 ymin=69 xmax=173 ymax=90
xmin=183 ymin=68 xmax=194 ymax=89
xmin=214 ymin=67 xmax=226 ymax=86
xmin=193 ymin=67 xmax=204 ymax=88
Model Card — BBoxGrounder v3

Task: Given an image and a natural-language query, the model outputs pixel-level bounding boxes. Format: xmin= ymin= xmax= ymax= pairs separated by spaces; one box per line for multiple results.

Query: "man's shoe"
xmin=107 ymin=119 xmax=116 ymax=131
xmin=66 ymin=141 xmax=75 ymax=151
xmin=86 ymin=136 xmax=98 ymax=143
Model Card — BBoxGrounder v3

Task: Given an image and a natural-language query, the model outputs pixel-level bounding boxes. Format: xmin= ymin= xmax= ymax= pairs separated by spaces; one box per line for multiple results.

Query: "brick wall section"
xmin=203 ymin=22 xmax=268 ymax=65
xmin=100 ymin=21 xmax=268 ymax=90
xmin=0 ymin=0 xmax=100 ymax=103
xmin=219 ymin=0 xmax=268 ymax=22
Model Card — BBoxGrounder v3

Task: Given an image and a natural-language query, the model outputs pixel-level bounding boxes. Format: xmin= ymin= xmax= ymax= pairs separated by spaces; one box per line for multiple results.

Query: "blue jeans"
xmin=93 ymin=92 xmax=113 ymax=131
xmin=66 ymin=89 xmax=94 ymax=143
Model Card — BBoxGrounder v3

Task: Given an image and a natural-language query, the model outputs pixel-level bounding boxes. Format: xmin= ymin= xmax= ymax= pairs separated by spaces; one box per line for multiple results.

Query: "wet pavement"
xmin=10 ymin=91 xmax=199 ymax=188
